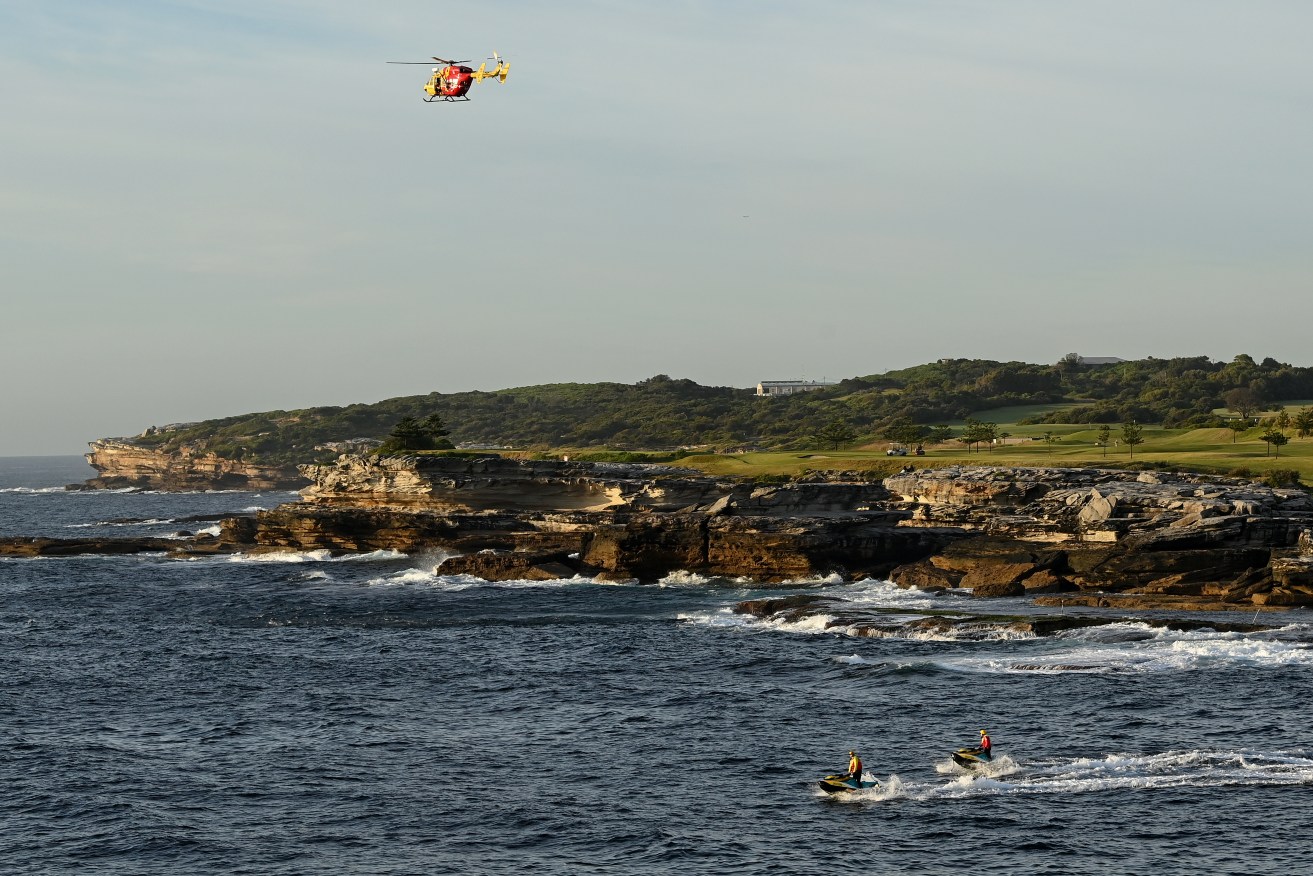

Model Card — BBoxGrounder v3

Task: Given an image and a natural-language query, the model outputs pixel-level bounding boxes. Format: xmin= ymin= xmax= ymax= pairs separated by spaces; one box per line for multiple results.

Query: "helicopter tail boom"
xmin=470 ymin=57 xmax=509 ymax=84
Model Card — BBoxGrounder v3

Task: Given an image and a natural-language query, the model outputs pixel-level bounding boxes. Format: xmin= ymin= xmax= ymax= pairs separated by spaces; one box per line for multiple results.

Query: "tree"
xmin=959 ymin=418 xmax=990 ymax=454
xmin=928 ymin=425 xmax=955 ymax=445
xmin=1295 ymin=408 xmax=1313 ymax=440
xmin=977 ymin=421 xmax=998 ymax=453
xmin=1097 ymin=424 xmax=1111 ymax=458
xmin=882 ymin=418 xmax=928 ymax=446
xmin=378 ymin=415 xmax=430 ymax=454
xmin=1121 ymin=420 xmax=1144 ymax=460
xmin=1274 ymin=407 xmax=1292 ymax=436
xmin=1223 ymin=387 xmax=1264 ymax=420
xmin=1227 ymin=418 xmax=1250 ymax=444
xmin=421 ymin=413 xmax=455 ymax=449
xmin=1261 ymin=429 xmax=1289 ymax=458
xmin=815 ymin=420 xmax=857 ymax=450
xmin=1042 ymin=431 xmax=1060 ymax=454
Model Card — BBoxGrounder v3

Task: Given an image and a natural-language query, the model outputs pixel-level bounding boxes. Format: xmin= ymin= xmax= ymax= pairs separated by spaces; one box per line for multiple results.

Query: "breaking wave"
xmin=224 ymin=549 xmax=409 ymax=564
xmin=365 ymin=563 xmax=595 ymax=590
xmin=0 ymin=486 xmax=72 ymax=494
xmin=918 ymin=624 xmax=1313 ymax=674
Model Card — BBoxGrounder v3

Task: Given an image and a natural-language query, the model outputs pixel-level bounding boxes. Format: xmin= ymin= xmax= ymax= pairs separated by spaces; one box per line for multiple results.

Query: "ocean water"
xmin=2 ymin=456 xmax=1312 ymax=875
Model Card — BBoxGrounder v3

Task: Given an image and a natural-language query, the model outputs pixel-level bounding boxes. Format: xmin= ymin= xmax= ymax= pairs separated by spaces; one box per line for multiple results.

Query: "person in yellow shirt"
xmin=846 ymin=750 xmax=863 ymax=785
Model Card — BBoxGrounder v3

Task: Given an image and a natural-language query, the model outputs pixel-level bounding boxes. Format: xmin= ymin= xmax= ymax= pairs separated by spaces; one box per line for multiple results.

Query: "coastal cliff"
xmin=84 ymin=439 xmax=306 ymax=491
xmin=232 ymin=454 xmax=948 ymax=582
xmin=228 ymin=457 xmax=1313 ymax=608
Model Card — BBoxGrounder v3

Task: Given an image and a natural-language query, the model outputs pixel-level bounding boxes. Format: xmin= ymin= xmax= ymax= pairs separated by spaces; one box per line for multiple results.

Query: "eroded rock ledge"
xmin=82 ymin=439 xmax=304 ymax=491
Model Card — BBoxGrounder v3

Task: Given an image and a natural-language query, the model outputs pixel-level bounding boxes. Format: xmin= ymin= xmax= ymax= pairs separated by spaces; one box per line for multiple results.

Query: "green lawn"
xmin=945 ymin=402 xmax=1081 ymax=426
xmin=677 ymin=427 xmax=1313 ymax=482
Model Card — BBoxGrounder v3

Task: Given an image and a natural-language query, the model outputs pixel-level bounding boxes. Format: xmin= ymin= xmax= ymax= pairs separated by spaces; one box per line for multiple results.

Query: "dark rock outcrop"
xmin=732 ymin=595 xmax=1275 ymax=638
xmin=0 ymin=535 xmax=223 ymax=558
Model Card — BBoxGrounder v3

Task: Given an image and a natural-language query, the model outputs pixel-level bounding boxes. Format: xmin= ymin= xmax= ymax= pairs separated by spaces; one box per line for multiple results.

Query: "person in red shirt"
xmin=975 ymin=729 xmax=992 ymax=760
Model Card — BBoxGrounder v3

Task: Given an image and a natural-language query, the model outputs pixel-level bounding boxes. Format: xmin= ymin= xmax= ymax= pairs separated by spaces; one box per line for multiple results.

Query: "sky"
xmin=3 ymin=1 xmax=1312 ymax=455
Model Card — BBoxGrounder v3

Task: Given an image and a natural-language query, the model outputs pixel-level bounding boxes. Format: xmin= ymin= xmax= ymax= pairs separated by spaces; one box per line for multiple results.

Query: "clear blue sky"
xmin=4 ymin=1 xmax=1312 ymax=455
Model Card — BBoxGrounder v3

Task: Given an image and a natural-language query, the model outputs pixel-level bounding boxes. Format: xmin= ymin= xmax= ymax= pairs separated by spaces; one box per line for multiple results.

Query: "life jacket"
xmin=849 ymin=755 xmax=862 ymax=775
xmin=980 ymin=735 xmax=992 ymax=754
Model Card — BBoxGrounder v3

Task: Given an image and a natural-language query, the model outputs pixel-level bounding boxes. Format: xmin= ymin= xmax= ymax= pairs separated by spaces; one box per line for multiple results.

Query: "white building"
xmin=755 ymin=380 xmax=835 ymax=397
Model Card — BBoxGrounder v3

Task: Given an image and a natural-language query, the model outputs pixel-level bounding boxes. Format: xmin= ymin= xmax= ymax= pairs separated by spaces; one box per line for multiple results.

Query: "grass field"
xmin=945 ymin=402 xmax=1086 ymax=426
xmin=675 ymin=425 xmax=1313 ymax=483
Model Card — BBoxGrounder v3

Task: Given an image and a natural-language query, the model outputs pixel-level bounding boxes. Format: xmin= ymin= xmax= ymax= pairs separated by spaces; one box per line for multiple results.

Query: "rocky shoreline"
xmin=880 ymin=466 xmax=1313 ymax=607
xmin=19 ymin=455 xmax=1313 ymax=618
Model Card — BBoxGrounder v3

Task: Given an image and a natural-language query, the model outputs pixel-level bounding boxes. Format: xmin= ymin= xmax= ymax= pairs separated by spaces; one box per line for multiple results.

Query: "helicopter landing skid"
xmin=424 ymin=95 xmax=471 ymax=103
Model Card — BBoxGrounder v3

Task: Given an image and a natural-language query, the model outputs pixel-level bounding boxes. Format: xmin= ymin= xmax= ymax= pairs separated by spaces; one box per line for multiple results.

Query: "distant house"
xmin=1077 ymin=356 xmax=1125 ymax=366
xmin=755 ymin=380 xmax=835 ymax=397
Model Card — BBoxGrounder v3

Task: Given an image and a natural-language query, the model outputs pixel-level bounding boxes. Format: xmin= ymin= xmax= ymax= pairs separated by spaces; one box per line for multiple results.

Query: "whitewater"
xmin=2 ymin=456 xmax=1311 ymax=875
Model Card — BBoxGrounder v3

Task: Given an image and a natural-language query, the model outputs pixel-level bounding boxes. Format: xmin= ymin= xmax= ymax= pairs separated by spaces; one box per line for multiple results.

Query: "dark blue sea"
xmin=3 ymin=455 xmax=1312 ymax=875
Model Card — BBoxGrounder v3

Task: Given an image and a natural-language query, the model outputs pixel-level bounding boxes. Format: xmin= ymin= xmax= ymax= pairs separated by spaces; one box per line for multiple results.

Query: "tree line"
xmin=121 ymin=355 xmax=1313 ymax=464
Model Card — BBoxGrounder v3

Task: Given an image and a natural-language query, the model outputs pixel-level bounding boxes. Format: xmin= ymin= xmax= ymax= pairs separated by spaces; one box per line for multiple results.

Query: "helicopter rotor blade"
xmin=432 ymin=56 xmax=471 ymax=64
xmin=387 ymin=61 xmax=438 ymax=64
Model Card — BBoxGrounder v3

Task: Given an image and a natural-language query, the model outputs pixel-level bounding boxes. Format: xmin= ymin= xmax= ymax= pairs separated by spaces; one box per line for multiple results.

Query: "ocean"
xmin=3 ymin=455 xmax=1312 ymax=875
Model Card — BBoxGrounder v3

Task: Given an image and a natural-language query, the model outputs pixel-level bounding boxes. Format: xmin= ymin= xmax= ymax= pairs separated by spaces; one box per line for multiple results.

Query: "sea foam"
xmin=870 ymin=749 xmax=1313 ymax=802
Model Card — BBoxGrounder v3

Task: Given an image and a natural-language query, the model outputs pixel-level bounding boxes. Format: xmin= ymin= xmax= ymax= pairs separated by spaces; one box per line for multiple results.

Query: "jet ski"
xmin=951 ymin=747 xmax=992 ymax=768
xmin=818 ymin=773 xmax=880 ymax=794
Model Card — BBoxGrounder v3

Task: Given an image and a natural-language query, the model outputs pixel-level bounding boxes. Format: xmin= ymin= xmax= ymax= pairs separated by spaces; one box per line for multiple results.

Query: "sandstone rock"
xmin=703 ymin=515 xmax=956 ymax=583
xmin=734 ymin=594 xmax=832 ymax=621
xmin=1271 ymin=556 xmax=1313 ymax=589
xmin=1142 ymin=574 xmax=1205 ymax=596
xmin=1078 ymin=490 xmax=1118 ymax=524
xmin=84 ymin=439 xmax=304 ymax=491
xmin=959 ymin=562 xmax=1040 ymax=593
xmin=704 ymin=495 xmax=735 ymax=516
xmin=436 ymin=551 xmax=582 ymax=582
xmin=1252 ymin=587 xmax=1313 ymax=607
xmin=890 ymin=560 xmax=960 ymax=592
xmin=969 ymin=579 xmax=1027 ymax=598
xmin=294 ymin=454 xmax=894 ymax=518
xmin=1083 ymin=548 xmax=1271 ymax=591
xmin=1018 ymin=569 xmax=1077 ymax=594
xmin=884 ymin=467 xmax=1055 ymax=508
xmin=583 ymin=515 xmax=708 ymax=580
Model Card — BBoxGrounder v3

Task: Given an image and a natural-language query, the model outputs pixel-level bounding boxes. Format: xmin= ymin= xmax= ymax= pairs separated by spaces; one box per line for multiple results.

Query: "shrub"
xmin=1263 ymin=469 xmax=1302 ymax=488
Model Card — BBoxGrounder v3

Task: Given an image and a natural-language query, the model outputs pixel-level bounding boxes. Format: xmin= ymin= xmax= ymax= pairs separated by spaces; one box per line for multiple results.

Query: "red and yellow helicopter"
xmin=387 ymin=53 xmax=509 ymax=102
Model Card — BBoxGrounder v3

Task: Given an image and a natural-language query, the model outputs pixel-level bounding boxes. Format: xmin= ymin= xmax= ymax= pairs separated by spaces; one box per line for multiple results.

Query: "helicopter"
xmin=387 ymin=53 xmax=509 ymax=102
